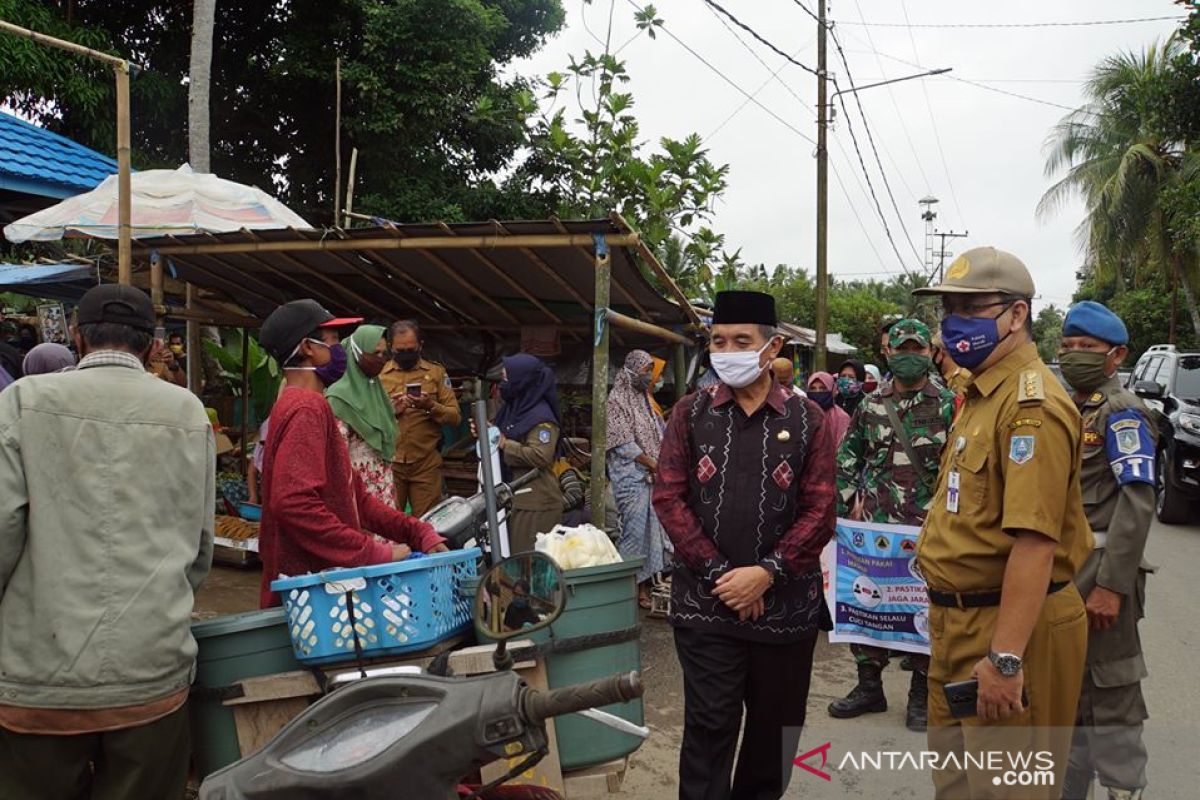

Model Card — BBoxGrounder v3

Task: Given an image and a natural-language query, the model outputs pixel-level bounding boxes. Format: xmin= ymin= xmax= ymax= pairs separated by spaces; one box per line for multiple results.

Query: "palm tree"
xmin=1038 ymin=40 xmax=1200 ymax=338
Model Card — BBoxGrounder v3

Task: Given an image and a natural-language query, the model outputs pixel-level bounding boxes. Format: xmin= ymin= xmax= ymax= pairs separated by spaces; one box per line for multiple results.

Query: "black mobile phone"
xmin=943 ymin=679 xmax=1030 ymax=719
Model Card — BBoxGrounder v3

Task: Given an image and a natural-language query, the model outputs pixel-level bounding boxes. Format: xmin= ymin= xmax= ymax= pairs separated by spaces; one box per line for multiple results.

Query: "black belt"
xmin=926 ymin=581 xmax=1068 ymax=609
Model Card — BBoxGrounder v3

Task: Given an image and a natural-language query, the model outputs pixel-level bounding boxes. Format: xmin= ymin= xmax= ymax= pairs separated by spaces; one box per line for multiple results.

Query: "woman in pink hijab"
xmin=806 ymin=371 xmax=852 ymax=444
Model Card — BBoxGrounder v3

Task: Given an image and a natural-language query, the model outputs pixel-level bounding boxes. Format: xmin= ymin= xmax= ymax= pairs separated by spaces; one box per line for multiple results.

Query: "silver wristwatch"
xmin=988 ymin=650 xmax=1023 ymax=676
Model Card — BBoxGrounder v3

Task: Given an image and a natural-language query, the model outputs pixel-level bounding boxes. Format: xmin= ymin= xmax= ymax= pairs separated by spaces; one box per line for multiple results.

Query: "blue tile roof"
xmin=0 ymin=112 xmax=117 ymax=200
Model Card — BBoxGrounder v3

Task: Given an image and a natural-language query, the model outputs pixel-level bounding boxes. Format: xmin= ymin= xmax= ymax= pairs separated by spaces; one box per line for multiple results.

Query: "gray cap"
xmin=912 ymin=246 xmax=1035 ymax=298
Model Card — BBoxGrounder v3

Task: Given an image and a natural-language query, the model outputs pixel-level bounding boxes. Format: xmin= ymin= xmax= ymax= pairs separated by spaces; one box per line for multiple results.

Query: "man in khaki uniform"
xmin=379 ymin=320 xmax=461 ymax=516
xmin=913 ymin=247 xmax=1092 ymax=799
xmin=1056 ymin=302 xmax=1155 ymax=800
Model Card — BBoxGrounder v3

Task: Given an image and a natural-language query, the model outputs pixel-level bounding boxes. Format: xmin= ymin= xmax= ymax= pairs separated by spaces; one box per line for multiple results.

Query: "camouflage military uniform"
xmin=836 ymin=383 xmax=956 ymax=526
xmin=835 ymin=382 xmax=955 ymax=672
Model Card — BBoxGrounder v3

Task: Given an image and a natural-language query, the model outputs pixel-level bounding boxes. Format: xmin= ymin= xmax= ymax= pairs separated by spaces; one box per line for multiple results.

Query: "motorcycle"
xmin=198 ymin=552 xmax=648 ymax=800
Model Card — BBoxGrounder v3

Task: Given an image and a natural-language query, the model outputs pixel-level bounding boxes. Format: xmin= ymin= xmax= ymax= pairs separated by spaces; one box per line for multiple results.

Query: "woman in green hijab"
xmin=326 ymin=325 xmax=399 ymax=515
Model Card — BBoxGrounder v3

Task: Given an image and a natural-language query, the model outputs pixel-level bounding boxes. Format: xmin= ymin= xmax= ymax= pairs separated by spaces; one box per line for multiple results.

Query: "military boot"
xmin=828 ymin=662 xmax=887 ymax=718
xmin=905 ymin=670 xmax=928 ymax=732
xmin=1107 ymin=789 xmax=1144 ymax=800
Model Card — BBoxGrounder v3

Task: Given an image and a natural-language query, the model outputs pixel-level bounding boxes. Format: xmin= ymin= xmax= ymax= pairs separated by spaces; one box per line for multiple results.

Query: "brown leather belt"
xmin=926 ymin=581 xmax=1068 ymax=609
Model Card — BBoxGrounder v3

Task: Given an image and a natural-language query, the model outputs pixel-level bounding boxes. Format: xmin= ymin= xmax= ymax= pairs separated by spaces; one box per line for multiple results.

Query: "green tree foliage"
xmin=1032 ymin=305 xmax=1066 ymax=363
xmin=518 ymin=4 xmax=735 ymax=297
xmin=1040 ymin=27 xmax=1200 ymax=338
xmin=1075 ymin=276 xmax=1199 ymax=363
xmin=0 ymin=0 xmax=565 ymax=224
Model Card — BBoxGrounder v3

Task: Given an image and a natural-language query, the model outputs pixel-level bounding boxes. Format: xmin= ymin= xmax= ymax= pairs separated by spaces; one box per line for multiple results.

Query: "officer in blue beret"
xmin=1058 ymin=300 xmax=1156 ymax=800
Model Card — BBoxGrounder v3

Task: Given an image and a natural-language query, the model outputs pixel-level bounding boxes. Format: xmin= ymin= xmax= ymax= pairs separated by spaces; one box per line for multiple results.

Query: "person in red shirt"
xmin=256 ymin=300 xmax=447 ymax=607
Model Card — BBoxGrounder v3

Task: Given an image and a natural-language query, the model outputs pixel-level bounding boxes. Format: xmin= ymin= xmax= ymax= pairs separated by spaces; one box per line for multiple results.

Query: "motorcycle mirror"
xmin=474 ymin=552 xmax=566 ymax=641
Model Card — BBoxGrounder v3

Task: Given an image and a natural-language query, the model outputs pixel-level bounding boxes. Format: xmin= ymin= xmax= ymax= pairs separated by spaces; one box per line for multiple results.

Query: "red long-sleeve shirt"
xmin=258 ymin=387 xmax=445 ymax=607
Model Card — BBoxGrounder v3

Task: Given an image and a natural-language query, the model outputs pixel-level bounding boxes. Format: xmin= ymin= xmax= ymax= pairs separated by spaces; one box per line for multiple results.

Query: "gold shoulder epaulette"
xmin=1018 ymin=369 xmax=1044 ymax=404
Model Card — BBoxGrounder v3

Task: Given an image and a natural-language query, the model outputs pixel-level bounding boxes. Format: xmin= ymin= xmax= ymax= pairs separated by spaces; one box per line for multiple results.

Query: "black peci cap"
xmin=711 ymin=290 xmax=777 ymax=327
xmin=77 ymin=284 xmax=156 ymax=333
xmin=259 ymin=299 xmax=335 ymax=364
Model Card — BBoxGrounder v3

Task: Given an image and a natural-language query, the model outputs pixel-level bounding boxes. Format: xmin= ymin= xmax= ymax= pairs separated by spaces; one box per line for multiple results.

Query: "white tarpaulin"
xmin=3 ymin=163 xmax=311 ymax=243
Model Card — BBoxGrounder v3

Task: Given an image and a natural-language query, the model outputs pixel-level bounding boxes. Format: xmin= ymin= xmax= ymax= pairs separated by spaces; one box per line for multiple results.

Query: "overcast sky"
xmin=509 ymin=0 xmax=1185 ymax=310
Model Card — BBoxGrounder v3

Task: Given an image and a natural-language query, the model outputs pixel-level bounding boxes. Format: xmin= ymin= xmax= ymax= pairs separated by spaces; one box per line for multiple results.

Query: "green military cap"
xmin=912 ymin=246 xmax=1036 ymax=298
xmin=888 ymin=318 xmax=931 ymax=347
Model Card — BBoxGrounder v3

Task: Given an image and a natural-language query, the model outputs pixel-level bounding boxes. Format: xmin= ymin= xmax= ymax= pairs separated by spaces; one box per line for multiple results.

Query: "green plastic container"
xmin=473 ymin=557 xmax=646 ymax=770
xmin=190 ymin=609 xmax=304 ymax=778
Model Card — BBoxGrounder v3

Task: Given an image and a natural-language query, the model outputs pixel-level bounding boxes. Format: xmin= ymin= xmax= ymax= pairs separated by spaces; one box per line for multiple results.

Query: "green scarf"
xmin=325 ymin=325 xmax=397 ymax=462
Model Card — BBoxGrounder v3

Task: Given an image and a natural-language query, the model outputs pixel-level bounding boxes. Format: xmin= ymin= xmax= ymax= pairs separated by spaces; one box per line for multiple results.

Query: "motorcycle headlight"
xmin=1180 ymin=413 xmax=1200 ymax=437
xmin=280 ymin=700 xmax=437 ymax=772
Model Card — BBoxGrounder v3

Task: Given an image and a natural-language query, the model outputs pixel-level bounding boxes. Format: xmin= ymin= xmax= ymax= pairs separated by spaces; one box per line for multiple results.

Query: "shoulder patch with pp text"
xmin=1009 ymin=434 xmax=1035 ymax=465
xmin=1106 ymin=409 xmax=1155 ymax=486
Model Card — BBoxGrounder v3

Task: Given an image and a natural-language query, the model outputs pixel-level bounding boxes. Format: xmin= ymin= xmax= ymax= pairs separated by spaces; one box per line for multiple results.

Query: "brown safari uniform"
xmin=379 ymin=358 xmax=461 ymax=516
xmin=502 ymin=421 xmax=563 ymax=554
xmin=914 ymin=248 xmax=1092 ymax=800
xmin=1064 ymin=374 xmax=1156 ymax=799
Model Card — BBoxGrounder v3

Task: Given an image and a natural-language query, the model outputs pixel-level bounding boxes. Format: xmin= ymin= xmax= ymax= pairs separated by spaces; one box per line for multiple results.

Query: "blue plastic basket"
xmin=270 ymin=548 xmax=481 ymax=665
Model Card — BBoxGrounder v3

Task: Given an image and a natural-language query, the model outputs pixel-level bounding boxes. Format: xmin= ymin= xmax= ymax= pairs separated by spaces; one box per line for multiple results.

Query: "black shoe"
xmin=828 ymin=663 xmax=887 ymax=718
xmin=905 ymin=670 xmax=928 ymax=732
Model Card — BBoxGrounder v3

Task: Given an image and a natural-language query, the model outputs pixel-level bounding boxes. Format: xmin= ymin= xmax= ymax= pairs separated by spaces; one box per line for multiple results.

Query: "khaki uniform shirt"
xmin=918 ymin=342 xmax=1093 ymax=593
xmin=379 ymin=358 xmax=461 ymax=465
xmin=504 ymin=422 xmax=563 ymax=512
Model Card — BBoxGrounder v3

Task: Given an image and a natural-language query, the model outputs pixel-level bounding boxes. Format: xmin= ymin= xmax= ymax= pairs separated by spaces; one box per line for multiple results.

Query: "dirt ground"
xmin=192 ymin=564 xmax=917 ymax=796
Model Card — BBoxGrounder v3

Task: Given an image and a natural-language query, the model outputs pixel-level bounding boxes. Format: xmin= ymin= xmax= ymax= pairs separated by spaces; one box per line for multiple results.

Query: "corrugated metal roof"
xmin=0 ymin=112 xmax=117 ymax=200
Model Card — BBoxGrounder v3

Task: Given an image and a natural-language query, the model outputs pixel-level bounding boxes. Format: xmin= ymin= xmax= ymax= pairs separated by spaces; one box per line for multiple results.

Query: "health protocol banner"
xmin=820 ymin=519 xmax=930 ymax=655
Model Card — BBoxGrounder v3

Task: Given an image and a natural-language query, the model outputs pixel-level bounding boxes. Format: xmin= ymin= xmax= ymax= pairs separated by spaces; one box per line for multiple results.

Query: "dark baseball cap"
xmin=77 ymin=284 xmax=156 ymax=332
xmin=259 ymin=299 xmax=335 ymax=364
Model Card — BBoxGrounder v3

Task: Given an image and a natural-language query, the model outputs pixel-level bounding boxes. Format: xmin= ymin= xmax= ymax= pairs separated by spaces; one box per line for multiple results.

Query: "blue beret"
xmin=1062 ymin=301 xmax=1128 ymax=346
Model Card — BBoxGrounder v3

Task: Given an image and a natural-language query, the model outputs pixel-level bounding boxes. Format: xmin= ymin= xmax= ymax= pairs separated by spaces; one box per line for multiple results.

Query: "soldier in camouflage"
xmin=828 ymin=318 xmax=956 ymax=732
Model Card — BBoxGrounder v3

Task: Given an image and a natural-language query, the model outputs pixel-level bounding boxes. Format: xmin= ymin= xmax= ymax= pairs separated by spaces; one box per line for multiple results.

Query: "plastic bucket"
xmin=470 ymin=556 xmax=645 ymax=770
xmin=190 ymin=609 xmax=303 ymax=778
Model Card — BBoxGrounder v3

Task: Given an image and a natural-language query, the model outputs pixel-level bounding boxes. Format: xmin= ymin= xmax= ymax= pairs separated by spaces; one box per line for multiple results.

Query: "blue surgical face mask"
xmin=940 ymin=309 xmax=1012 ymax=371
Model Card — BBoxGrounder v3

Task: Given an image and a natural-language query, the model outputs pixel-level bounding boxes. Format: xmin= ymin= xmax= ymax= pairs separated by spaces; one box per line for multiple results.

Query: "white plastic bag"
xmin=535 ymin=524 xmax=623 ymax=570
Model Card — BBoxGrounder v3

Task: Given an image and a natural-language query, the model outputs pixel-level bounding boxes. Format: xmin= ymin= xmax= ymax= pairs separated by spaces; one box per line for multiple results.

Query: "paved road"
xmin=623 ymin=516 xmax=1200 ymax=798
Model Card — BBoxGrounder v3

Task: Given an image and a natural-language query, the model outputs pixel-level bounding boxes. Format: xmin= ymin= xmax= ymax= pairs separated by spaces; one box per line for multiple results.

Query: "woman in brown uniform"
xmin=494 ymin=353 xmax=564 ymax=553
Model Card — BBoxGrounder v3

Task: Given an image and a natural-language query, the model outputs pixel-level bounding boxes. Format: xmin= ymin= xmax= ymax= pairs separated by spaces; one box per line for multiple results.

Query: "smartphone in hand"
xmin=943 ymin=679 xmax=1030 ymax=719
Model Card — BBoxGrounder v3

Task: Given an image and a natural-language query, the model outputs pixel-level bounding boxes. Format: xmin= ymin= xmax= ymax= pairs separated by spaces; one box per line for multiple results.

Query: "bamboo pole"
xmin=164 ymin=306 xmax=260 ymax=328
xmin=240 ymin=328 xmax=251 ymax=477
xmin=343 ymin=147 xmax=358 ymax=228
xmin=0 ymin=21 xmax=134 ymax=285
xmin=605 ymin=308 xmax=691 ymax=346
xmin=115 ymin=63 xmax=132 ymax=284
xmin=143 ymin=232 xmax=640 ymax=256
xmin=186 ymin=284 xmax=202 ymax=392
xmin=590 ymin=240 xmax=612 ymax=529
xmin=334 ymin=58 xmax=342 ymax=225
xmin=673 ymin=343 xmax=688 ymax=401
xmin=150 ymin=251 xmax=164 ymax=323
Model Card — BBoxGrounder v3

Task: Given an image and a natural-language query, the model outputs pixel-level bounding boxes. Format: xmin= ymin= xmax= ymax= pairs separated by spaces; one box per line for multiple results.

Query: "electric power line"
xmin=697 ymin=2 xmax=892 ymax=273
xmin=899 ymin=0 xmax=968 ymax=227
xmin=837 ymin=31 xmax=1080 ymax=112
xmin=830 ymin=15 xmax=1187 ymax=30
xmin=702 ymin=0 xmax=819 ymax=76
xmin=829 ymin=27 xmax=924 ymax=273
xmin=850 ymin=0 xmax=933 ymax=200
xmin=623 ymin=0 xmax=818 ymax=145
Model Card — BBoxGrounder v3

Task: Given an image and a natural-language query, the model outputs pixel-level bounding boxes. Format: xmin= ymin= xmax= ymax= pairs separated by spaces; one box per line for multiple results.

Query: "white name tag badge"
xmin=946 ymin=470 xmax=961 ymax=514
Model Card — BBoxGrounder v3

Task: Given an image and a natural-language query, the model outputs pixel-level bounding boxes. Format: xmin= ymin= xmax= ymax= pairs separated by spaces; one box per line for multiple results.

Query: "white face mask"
xmin=710 ymin=340 xmax=774 ymax=389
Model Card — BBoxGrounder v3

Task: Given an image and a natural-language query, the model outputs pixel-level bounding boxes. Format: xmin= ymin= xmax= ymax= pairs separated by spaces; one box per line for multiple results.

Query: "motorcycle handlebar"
xmin=505 ymin=469 xmax=540 ymax=493
xmin=520 ymin=671 xmax=643 ymax=726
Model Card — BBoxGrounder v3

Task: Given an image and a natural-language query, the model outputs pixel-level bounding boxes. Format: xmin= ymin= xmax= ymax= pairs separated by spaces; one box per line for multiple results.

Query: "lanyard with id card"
xmin=946 ymin=435 xmax=966 ymax=514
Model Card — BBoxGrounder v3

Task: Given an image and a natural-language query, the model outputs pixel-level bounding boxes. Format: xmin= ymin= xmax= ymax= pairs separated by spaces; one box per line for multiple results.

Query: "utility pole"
xmin=934 ymin=229 xmax=969 ymax=283
xmin=814 ymin=0 xmax=829 ymax=372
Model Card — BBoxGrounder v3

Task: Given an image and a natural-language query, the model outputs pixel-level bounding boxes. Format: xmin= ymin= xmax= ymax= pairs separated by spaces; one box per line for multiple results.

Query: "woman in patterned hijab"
xmin=606 ymin=350 xmax=669 ymax=608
